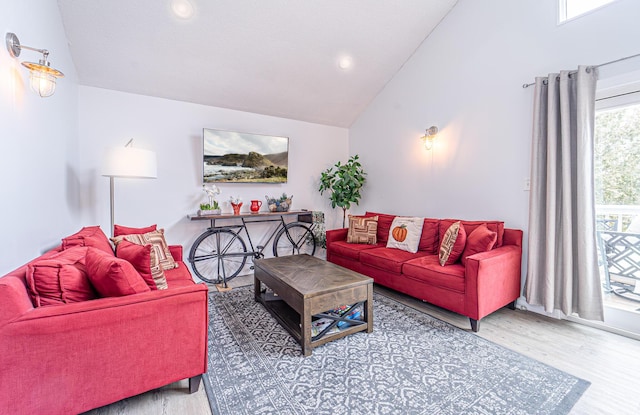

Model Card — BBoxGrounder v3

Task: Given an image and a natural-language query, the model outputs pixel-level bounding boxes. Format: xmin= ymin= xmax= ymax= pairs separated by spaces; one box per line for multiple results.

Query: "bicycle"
xmin=188 ymin=210 xmax=317 ymax=285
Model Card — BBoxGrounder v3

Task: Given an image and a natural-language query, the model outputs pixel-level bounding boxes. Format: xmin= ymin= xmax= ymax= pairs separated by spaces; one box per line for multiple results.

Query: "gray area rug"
xmin=203 ymin=286 xmax=589 ymax=415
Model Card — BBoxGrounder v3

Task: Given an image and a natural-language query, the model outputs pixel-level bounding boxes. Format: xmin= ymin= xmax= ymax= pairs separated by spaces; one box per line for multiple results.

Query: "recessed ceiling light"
xmin=338 ymin=56 xmax=353 ymax=70
xmin=171 ymin=0 xmax=194 ymax=19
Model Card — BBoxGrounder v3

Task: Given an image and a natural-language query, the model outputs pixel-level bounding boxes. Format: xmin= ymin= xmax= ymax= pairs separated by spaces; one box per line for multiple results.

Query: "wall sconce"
xmin=5 ymin=32 xmax=64 ymax=98
xmin=420 ymin=126 xmax=439 ymax=150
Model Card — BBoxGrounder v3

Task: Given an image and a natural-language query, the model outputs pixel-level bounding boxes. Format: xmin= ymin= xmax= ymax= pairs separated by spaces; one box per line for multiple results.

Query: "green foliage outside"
xmin=595 ymin=103 xmax=640 ymax=230
xmin=594 ymin=104 xmax=640 ymax=206
xmin=319 ymin=155 xmax=367 ymax=228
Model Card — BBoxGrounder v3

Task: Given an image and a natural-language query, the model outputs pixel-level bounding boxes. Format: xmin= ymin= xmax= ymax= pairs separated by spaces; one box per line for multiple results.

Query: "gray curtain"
xmin=525 ymin=65 xmax=604 ymax=321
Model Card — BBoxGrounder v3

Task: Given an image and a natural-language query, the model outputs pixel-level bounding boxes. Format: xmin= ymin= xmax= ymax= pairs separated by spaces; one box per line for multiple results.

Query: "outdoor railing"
xmin=596 ymin=205 xmax=640 ymax=232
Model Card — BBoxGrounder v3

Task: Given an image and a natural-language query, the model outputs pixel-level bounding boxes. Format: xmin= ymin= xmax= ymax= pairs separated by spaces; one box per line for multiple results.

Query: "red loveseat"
xmin=327 ymin=212 xmax=522 ymax=332
xmin=0 ymin=226 xmax=208 ymax=415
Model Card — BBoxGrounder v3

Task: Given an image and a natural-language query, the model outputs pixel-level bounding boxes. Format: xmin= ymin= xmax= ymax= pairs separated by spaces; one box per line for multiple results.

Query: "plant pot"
xmin=198 ymin=209 xmax=221 ymax=216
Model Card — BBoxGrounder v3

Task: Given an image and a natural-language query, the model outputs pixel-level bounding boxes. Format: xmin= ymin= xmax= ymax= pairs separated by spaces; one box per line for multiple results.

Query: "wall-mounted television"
xmin=202 ymin=128 xmax=289 ymax=183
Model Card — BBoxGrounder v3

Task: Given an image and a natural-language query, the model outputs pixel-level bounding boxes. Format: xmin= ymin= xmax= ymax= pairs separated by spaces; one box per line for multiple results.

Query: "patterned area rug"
xmin=204 ymin=286 xmax=589 ymax=415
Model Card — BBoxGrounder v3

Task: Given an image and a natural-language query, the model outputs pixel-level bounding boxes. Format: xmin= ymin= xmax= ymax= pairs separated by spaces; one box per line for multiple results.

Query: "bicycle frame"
xmin=208 ymin=215 xmax=292 ymax=259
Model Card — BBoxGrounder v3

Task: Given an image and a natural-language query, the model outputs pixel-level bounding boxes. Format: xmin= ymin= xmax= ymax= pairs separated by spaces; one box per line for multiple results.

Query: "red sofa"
xmin=327 ymin=212 xmax=522 ymax=332
xmin=0 ymin=227 xmax=208 ymax=415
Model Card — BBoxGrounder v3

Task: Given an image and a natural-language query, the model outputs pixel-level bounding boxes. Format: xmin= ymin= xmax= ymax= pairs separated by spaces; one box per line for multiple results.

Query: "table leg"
xmin=366 ymin=283 xmax=373 ymax=333
xmin=254 ymin=277 xmax=261 ymax=302
xmin=301 ymin=302 xmax=312 ymax=356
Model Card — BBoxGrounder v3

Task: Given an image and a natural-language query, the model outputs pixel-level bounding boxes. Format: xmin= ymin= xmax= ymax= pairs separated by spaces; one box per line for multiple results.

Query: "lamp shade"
xmin=102 ymin=146 xmax=157 ymax=178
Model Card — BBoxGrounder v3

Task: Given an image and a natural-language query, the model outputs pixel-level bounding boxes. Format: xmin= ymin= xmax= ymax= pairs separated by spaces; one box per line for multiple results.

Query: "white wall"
xmin=0 ymin=1 xmax=80 ymax=273
xmin=77 ymin=87 xmax=348 ymax=257
xmin=349 ymin=0 xmax=640 ymax=298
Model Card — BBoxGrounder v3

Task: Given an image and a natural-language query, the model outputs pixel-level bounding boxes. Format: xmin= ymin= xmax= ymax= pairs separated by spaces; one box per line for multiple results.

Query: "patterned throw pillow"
xmin=347 ymin=215 xmax=378 ymax=244
xmin=439 ymin=221 xmax=467 ymax=266
xmin=111 ymin=229 xmax=178 ymax=271
xmin=386 ymin=217 xmax=424 ymax=253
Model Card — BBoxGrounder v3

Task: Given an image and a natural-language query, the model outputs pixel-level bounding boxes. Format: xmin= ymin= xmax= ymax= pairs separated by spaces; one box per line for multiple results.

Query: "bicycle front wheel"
xmin=188 ymin=229 xmax=248 ymax=284
xmin=273 ymin=223 xmax=316 ymax=257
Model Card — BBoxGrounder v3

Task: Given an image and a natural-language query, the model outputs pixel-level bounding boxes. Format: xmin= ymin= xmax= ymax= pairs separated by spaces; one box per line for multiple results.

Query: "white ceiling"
xmin=57 ymin=0 xmax=458 ymax=127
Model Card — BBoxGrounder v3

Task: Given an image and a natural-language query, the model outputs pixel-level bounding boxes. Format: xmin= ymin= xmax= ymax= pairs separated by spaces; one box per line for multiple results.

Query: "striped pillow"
xmin=347 ymin=215 xmax=378 ymax=244
xmin=438 ymin=221 xmax=467 ymax=266
xmin=111 ymin=229 xmax=178 ymax=271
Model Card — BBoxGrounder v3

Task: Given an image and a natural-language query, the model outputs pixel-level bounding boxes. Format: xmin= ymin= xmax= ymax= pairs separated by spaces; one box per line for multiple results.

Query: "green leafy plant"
xmin=318 ymin=155 xmax=367 ymax=228
xmin=199 ymin=201 xmax=219 ymax=210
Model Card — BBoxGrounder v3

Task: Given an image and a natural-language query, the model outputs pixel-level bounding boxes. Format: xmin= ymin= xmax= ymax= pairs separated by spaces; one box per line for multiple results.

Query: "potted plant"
xmin=318 ymin=155 xmax=367 ymax=228
xmin=199 ymin=185 xmax=221 ymax=215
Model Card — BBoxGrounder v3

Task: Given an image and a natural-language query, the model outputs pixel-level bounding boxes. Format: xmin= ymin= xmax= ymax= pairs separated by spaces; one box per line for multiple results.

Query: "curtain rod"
xmin=521 ymin=52 xmax=640 ymax=88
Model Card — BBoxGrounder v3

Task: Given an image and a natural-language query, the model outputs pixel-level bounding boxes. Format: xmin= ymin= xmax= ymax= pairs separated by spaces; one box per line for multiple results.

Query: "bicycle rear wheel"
xmin=188 ymin=229 xmax=248 ymax=284
xmin=273 ymin=223 xmax=316 ymax=257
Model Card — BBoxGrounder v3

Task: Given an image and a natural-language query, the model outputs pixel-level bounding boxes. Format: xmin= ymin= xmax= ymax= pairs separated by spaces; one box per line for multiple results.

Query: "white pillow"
xmin=386 ymin=217 xmax=424 ymax=253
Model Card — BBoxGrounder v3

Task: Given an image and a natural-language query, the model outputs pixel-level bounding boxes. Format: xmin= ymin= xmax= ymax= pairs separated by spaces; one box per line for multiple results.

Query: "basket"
xmin=266 ymin=195 xmax=292 ymax=212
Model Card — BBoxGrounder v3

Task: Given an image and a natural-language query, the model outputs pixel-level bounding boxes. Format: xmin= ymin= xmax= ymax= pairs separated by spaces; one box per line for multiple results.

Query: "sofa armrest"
xmin=326 ymin=228 xmax=348 ymax=244
xmin=0 ymin=282 xmax=208 ymax=414
xmin=0 ymin=276 xmax=35 ymax=327
xmin=169 ymin=245 xmax=183 ymax=262
xmin=464 ymin=245 xmax=522 ymax=320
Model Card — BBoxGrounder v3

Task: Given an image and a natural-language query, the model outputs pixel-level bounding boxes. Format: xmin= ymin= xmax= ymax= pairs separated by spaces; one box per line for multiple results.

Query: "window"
xmin=559 ymin=0 xmax=615 ymax=22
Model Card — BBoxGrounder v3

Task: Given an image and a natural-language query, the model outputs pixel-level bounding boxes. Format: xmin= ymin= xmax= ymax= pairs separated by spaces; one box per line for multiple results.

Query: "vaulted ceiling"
xmin=57 ymin=0 xmax=458 ymax=127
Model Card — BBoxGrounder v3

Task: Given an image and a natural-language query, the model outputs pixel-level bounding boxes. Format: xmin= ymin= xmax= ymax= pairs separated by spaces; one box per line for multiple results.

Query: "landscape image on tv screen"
xmin=203 ymin=129 xmax=289 ymax=183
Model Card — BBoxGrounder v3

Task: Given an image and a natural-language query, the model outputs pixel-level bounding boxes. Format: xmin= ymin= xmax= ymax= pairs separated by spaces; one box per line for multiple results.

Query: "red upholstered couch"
xmin=0 ymin=227 xmax=208 ymax=415
xmin=326 ymin=212 xmax=522 ymax=332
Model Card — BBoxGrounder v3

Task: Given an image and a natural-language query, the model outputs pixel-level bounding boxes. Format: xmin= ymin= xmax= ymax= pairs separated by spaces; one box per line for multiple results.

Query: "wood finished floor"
xmin=83 ymin=278 xmax=640 ymax=415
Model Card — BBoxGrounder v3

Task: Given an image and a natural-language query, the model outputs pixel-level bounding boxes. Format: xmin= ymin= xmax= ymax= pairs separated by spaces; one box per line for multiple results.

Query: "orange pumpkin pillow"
xmin=347 ymin=215 xmax=378 ymax=244
xmin=386 ymin=217 xmax=424 ymax=253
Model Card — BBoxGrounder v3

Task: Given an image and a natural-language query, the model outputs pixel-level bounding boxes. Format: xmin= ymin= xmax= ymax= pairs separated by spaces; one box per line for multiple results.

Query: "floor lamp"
xmin=102 ymin=139 xmax=157 ymax=236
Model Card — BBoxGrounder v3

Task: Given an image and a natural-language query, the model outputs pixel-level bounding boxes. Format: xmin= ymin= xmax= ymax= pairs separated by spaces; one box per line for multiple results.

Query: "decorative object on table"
xmin=250 ymin=199 xmax=263 ymax=213
xmin=266 ymin=193 xmax=292 ymax=212
xmin=318 ymin=154 xmax=367 ymax=228
xmin=102 ymin=139 xmax=157 ymax=236
xmin=202 ymin=128 xmax=289 ymax=183
xmin=229 ymin=196 xmax=243 ymax=215
xmin=199 ymin=185 xmax=221 ymax=215
xmin=205 ymin=287 xmax=590 ymax=415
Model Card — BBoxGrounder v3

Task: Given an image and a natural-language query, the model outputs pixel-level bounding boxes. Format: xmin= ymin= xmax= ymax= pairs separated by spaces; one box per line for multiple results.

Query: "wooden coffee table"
xmin=253 ymin=254 xmax=373 ymax=356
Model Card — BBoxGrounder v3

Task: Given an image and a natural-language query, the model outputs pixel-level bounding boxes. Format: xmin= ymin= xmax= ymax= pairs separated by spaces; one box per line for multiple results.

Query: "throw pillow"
xmin=113 ymin=224 xmax=157 ymax=237
xmin=111 ymin=229 xmax=178 ymax=271
xmin=25 ymin=246 xmax=98 ymax=307
xmin=115 ymin=240 xmax=168 ymax=290
xmin=347 ymin=215 xmax=378 ymax=244
xmin=460 ymin=224 xmax=497 ymax=266
xmin=62 ymin=226 xmax=113 ymax=255
xmin=386 ymin=217 xmax=424 ymax=254
xmin=439 ymin=221 xmax=467 ymax=266
xmin=85 ymin=248 xmax=151 ymax=297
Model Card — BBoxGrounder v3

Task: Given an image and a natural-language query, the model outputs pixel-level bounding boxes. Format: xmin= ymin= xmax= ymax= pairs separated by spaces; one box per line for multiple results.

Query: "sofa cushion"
xmin=402 ymin=255 xmax=465 ymax=293
xmin=347 ymin=215 xmax=378 ymax=244
xmin=330 ymin=240 xmax=381 ymax=261
xmin=440 ymin=219 xmax=504 ymax=248
xmin=360 ymin=247 xmax=430 ymax=274
xmin=111 ymin=229 xmax=178 ymax=271
xmin=461 ymin=224 xmax=497 ymax=266
xmin=386 ymin=216 xmax=424 ymax=253
xmin=113 ymin=224 xmax=157 ymax=237
xmin=418 ymin=218 xmax=440 ymax=254
xmin=85 ymin=248 xmax=151 ymax=297
xmin=25 ymin=247 xmax=98 ymax=307
xmin=115 ymin=240 xmax=168 ymax=290
xmin=365 ymin=212 xmax=396 ymax=245
xmin=62 ymin=226 xmax=113 ymax=255
xmin=439 ymin=221 xmax=467 ymax=266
